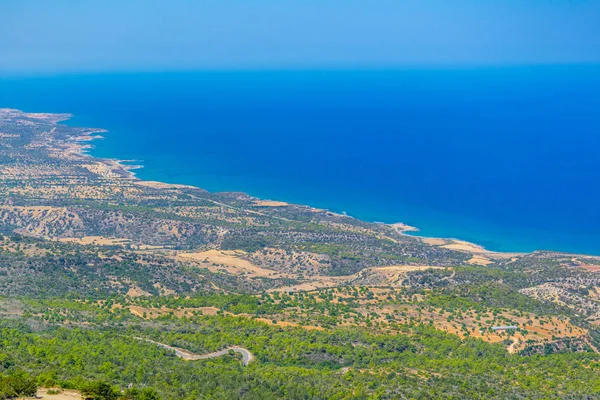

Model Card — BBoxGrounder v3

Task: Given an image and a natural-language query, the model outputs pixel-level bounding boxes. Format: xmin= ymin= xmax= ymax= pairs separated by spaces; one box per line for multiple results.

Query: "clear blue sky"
xmin=2 ymin=0 xmax=599 ymax=74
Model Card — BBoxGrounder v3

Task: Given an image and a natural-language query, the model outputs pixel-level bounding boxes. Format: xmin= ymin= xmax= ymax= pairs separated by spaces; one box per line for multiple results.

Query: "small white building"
xmin=492 ymin=325 xmax=518 ymax=331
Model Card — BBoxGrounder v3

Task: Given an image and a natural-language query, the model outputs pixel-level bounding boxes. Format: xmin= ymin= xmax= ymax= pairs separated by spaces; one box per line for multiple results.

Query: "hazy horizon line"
xmin=2 ymin=62 xmax=600 ymax=79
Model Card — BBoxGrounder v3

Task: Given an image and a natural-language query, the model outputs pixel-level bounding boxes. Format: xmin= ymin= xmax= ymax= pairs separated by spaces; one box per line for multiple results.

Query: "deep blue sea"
xmin=1 ymin=67 xmax=599 ymax=254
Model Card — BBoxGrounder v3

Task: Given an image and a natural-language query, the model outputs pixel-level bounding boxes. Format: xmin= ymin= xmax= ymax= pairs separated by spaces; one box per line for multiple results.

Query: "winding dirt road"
xmin=135 ymin=337 xmax=254 ymax=366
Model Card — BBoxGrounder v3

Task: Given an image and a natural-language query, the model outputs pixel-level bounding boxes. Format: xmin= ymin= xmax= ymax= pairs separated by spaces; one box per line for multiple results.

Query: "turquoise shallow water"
xmin=1 ymin=67 xmax=600 ymax=254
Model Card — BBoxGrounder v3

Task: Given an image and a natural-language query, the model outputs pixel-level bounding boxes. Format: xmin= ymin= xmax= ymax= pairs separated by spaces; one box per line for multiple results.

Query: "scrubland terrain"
xmin=1 ymin=108 xmax=600 ymax=399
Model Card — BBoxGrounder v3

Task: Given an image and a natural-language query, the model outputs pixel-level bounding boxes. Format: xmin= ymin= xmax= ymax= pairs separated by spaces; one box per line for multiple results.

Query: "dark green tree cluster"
xmin=0 ymin=371 xmax=37 ymax=399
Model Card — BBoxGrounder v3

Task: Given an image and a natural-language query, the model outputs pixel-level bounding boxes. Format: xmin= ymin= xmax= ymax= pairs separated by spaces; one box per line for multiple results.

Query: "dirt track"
xmin=135 ymin=337 xmax=254 ymax=366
